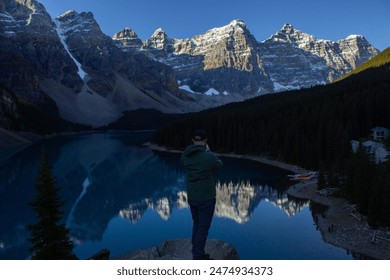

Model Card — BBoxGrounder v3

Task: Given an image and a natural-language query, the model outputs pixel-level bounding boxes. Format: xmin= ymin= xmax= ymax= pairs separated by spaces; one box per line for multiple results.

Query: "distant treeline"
xmin=153 ymin=60 xmax=390 ymax=226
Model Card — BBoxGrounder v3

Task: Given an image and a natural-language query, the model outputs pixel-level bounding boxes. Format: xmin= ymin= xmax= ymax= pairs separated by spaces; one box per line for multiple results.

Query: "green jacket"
xmin=180 ymin=144 xmax=223 ymax=201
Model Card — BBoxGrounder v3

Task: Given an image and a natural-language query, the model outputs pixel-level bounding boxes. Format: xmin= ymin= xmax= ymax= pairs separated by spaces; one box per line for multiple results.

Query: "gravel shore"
xmin=286 ymin=180 xmax=390 ymax=260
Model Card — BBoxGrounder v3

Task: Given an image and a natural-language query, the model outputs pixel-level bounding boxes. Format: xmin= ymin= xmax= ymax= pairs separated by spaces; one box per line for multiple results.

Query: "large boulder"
xmin=115 ymin=238 xmax=239 ymax=260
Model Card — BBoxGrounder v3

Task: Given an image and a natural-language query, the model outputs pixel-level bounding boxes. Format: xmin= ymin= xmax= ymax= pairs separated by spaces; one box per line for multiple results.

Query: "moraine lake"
xmin=0 ymin=131 xmax=353 ymax=260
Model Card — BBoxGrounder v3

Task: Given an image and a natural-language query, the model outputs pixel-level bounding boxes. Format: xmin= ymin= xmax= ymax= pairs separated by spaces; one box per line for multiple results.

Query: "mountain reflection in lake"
xmin=0 ymin=132 xmax=352 ymax=259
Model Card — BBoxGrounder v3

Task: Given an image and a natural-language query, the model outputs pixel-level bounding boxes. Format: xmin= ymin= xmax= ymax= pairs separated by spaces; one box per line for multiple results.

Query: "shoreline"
xmin=145 ymin=143 xmax=308 ymax=174
xmin=147 ymin=142 xmax=390 ymax=260
xmin=286 ymin=180 xmax=390 ymax=260
xmin=0 ymin=129 xmax=154 ymax=148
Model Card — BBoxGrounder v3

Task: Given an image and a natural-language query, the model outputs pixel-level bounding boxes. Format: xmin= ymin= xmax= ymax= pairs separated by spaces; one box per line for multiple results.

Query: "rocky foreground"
xmin=286 ymin=181 xmax=390 ymax=260
xmin=114 ymin=239 xmax=239 ymax=260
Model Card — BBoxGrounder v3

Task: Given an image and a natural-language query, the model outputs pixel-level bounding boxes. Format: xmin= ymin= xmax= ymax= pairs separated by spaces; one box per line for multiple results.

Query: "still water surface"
xmin=0 ymin=131 xmax=352 ymax=259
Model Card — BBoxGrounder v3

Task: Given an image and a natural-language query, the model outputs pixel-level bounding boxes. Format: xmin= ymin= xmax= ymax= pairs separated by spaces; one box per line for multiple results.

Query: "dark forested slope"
xmin=153 ymin=61 xmax=390 ymax=170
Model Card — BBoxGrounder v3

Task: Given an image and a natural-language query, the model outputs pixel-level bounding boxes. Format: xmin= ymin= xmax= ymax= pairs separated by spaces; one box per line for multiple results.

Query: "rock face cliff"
xmin=55 ymin=10 xmax=181 ymax=98
xmin=0 ymin=0 xmax=82 ymax=103
xmin=115 ymin=20 xmax=379 ymax=96
xmin=51 ymin=10 xmax=197 ymax=126
xmin=260 ymin=24 xmax=380 ymax=90
xmin=115 ymin=20 xmax=274 ymax=97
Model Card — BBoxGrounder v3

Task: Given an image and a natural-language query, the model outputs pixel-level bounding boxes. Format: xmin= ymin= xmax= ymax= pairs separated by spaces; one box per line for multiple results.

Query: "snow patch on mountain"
xmin=346 ymin=34 xmax=363 ymax=40
xmin=179 ymin=85 xmax=197 ymax=93
xmin=54 ymin=18 xmax=87 ymax=80
xmin=273 ymin=82 xmax=300 ymax=92
xmin=204 ymin=88 xmax=220 ymax=96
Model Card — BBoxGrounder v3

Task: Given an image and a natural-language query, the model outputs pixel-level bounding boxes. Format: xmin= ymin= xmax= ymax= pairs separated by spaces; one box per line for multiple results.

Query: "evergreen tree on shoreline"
xmin=28 ymin=149 xmax=77 ymax=260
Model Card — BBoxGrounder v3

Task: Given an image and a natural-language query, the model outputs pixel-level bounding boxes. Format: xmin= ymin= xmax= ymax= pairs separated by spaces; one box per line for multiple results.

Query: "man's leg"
xmin=189 ymin=199 xmax=216 ymax=260
xmin=189 ymin=203 xmax=199 ymax=249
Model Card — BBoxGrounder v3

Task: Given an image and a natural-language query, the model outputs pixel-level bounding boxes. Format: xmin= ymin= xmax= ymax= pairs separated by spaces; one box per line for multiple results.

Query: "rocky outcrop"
xmin=115 ymin=238 xmax=239 ymax=260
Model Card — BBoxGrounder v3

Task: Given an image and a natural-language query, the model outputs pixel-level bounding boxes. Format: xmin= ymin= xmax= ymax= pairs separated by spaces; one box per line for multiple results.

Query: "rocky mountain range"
xmin=0 ymin=0 xmax=380 ymax=128
xmin=115 ymin=20 xmax=379 ymax=95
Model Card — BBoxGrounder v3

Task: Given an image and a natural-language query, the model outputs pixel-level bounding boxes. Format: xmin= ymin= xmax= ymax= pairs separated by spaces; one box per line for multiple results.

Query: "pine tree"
xmin=28 ymin=149 xmax=77 ymax=260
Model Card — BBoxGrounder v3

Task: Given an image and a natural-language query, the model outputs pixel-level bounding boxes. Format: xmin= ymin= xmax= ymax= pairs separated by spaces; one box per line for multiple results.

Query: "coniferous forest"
xmin=153 ymin=50 xmax=390 ymax=227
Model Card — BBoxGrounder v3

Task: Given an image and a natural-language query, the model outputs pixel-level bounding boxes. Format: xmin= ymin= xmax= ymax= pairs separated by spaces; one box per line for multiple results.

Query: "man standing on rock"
xmin=180 ymin=129 xmax=223 ymax=260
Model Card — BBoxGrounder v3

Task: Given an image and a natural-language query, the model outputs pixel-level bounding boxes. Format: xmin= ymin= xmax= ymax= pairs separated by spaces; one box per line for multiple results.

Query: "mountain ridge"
xmin=0 ymin=0 xmax=382 ymax=130
xmin=115 ymin=19 xmax=379 ymax=96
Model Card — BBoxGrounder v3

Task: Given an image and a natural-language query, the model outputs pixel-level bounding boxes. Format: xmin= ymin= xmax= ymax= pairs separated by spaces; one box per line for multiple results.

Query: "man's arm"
xmin=210 ymin=154 xmax=223 ymax=171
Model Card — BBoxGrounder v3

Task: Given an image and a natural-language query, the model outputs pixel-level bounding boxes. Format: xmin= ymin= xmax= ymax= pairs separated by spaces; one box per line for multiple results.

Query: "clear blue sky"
xmin=39 ymin=0 xmax=389 ymax=50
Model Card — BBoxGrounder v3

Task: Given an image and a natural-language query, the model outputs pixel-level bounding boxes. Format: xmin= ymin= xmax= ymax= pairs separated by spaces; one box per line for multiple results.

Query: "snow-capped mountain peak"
xmin=151 ymin=27 xmax=167 ymax=37
xmin=56 ymin=10 xmax=100 ymax=35
xmin=57 ymin=10 xmax=78 ymax=19
xmin=281 ymin=23 xmax=294 ymax=32
xmin=346 ymin=34 xmax=364 ymax=40
xmin=112 ymin=27 xmax=143 ymax=50
xmin=116 ymin=27 xmax=140 ymax=38
xmin=270 ymin=23 xmax=316 ymax=46
xmin=196 ymin=19 xmax=251 ymax=41
xmin=227 ymin=19 xmax=247 ymax=29
xmin=149 ymin=28 xmax=171 ymax=43
xmin=146 ymin=28 xmax=173 ymax=50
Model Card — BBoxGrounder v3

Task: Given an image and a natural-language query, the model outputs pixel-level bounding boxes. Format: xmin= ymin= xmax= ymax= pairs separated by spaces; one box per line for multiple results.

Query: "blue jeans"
xmin=188 ymin=198 xmax=216 ymax=260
